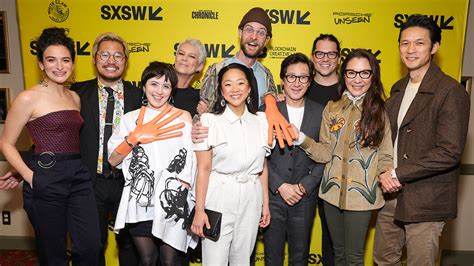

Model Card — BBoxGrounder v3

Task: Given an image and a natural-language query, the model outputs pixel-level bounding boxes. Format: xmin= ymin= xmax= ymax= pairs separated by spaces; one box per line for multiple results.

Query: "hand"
xmin=277 ymin=183 xmax=303 ymax=206
xmin=276 ymin=93 xmax=286 ymax=102
xmin=379 ymin=169 xmax=402 ymax=193
xmin=178 ymin=179 xmax=191 ymax=189
xmin=116 ymin=106 xmax=185 ymax=155
xmin=191 ymin=121 xmax=208 ymax=143
xmin=197 ymin=100 xmax=208 ymax=115
xmin=23 ymin=171 xmax=34 ymax=189
xmin=264 ymin=95 xmax=296 ymax=148
xmin=259 ymin=203 xmax=271 ymax=228
xmin=191 ymin=210 xmax=210 ymax=238
xmin=289 ymin=124 xmax=299 ymax=141
xmin=275 ymin=125 xmax=297 ymax=141
xmin=0 ymin=170 xmax=23 ymax=190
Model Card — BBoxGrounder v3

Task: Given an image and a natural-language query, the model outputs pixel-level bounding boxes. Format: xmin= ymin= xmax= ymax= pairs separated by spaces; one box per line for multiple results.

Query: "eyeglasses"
xmin=284 ymin=75 xmax=310 ymax=84
xmin=242 ymin=25 xmax=268 ymax=38
xmin=313 ymin=51 xmax=339 ymax=59
xmin=96 ymin=52 xmax=126 ymax=62
xmin=344 ymin=70 xmax=373 ymax=79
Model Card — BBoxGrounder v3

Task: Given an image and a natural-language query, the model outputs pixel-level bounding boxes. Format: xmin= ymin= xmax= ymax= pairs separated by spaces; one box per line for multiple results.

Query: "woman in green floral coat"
xmin=293 ymin=49 xmax=393 ymax=265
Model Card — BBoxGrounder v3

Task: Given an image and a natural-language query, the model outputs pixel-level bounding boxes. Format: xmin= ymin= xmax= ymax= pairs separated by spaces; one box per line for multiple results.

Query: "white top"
xmin=394 ymin=80 xmax=420 ymax=168
xmin=193 ymin=107 xmax=271 ymax=175
xmin=108 ymin=107 xmax=197 ymax=252
xmin=287 ymin=104 xmax=305 ymax=130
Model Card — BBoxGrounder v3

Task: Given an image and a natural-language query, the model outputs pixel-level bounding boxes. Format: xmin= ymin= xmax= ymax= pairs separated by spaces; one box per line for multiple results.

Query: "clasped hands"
xmin=116 ymin=105 xmax=185 ymax=155
xmin=278 ymin=183 xmax=305 ymax=206
xmin=378 ymin=169 xmax=402 ymax=193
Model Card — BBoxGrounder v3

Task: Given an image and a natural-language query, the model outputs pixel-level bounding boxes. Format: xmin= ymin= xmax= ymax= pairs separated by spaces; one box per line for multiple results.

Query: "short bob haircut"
xmin=213 ymin=63 xmax=259 ymax=115
xmin=141 ymin=61 xmax=178 ymax=99
xmin=176 ymin=38 xmax=207 ymax=65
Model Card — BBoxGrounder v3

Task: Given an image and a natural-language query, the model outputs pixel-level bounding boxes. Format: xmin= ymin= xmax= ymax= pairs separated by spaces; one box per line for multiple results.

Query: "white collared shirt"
xmin=194 ymin=107 xmax=270 ymax=175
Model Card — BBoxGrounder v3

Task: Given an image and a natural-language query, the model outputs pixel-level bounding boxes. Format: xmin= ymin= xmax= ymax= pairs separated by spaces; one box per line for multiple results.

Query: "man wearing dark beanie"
xmin=195 ymin=6 xmax=294 ymax=149
xmin=198 ymin=7 xmax=277 ymax=113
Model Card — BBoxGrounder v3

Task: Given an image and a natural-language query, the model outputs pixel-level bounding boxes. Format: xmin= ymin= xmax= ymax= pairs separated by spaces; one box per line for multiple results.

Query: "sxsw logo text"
xmin=174 ymin=43 xmax=235 ymax=58
xmin=333 ymin=12 xmax=372 ymax=25
xmin=341 ymin=48 xmax=382 ymax=63
xmin=101 ymin=5 xmax=162 ymax=21
xmin=30 ymin=40 xmax=91 ymax=56
xmin=394 ymin=14 xmax=454 ymax=30
xmin=266 ymin=9 xmax=310 ymax=25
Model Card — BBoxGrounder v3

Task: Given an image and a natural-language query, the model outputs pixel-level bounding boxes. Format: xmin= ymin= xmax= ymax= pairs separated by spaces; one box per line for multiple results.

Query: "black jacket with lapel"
xmin=71 ymin=78 xmax=142 ymax=183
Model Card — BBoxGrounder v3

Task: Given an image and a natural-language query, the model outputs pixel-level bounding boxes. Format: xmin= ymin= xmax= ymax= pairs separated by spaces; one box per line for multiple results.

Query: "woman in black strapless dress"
xmin=0 ymin=28 xmax=100 ymax=265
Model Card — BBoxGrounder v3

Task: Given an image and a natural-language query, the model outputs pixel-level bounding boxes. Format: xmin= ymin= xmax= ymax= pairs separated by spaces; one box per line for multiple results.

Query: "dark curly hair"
xmin=213 ymin=63 xmax=258 ymax=115
xmin=338 ymin=49 xmax=387 ymax=148
xmin=36 ymin=27 xmax=75 ymax=62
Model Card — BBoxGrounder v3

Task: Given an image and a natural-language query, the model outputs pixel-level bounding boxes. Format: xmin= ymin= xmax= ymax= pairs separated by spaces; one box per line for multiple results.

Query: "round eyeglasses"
xmin=242 ymin=25 xmax=268 ymax=38
xmin=96 ymin=52 xmax=126 ymax=62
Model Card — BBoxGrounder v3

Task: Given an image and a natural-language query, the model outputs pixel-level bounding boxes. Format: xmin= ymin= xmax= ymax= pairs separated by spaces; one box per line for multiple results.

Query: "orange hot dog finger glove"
xmin=116 ymin=106 xmax=184 ymax=155
xmin=264 ymin=94 xmax=297 ymax=148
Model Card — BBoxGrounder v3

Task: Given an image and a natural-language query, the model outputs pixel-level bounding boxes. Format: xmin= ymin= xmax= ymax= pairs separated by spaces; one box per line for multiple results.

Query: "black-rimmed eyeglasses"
xmin=284 ymin=75 xmax=310 ymax=84
xmin=344 ymin=70 xmax=373 ymax=79
xmin=313 ymin=51 xmax=339 ymax=59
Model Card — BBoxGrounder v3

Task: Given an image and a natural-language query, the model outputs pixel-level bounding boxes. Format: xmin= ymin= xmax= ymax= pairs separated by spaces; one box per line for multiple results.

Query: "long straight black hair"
xmin=339 ymin=49 xmax=387 ymax=148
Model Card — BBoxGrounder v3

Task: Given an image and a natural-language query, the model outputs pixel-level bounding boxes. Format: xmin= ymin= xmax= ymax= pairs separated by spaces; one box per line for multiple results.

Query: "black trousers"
xmin=94 ymin=175 xmax=138 ymax=266
xmin=318 ymin=198 xmax=335 ymax=266
xmin=264 ymin=197 xmax=317 ymax=266
xmin=23 ymin=157 xmax=101 ymax=266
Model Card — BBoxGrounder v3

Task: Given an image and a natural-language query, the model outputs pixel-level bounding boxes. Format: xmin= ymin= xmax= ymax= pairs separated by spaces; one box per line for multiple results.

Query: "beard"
xmin=240 ymin=42 xmax=262 ymax=59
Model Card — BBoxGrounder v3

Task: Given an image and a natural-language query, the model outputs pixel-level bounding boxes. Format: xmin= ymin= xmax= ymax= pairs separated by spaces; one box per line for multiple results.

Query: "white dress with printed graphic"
xmin=109 ymin=107 xmax=197 ymax=252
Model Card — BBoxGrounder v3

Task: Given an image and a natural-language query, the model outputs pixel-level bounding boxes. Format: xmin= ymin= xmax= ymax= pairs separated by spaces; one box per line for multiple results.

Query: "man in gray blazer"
xmin=374 ymin=15 xmax=470 ymax=265
xmin=263 ymin=53 xmax=325 ymax=265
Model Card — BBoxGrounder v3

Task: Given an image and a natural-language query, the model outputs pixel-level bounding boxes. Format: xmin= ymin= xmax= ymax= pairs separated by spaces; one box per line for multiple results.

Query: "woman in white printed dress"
xmin=108 ymin=61 xmax=197 ymax=266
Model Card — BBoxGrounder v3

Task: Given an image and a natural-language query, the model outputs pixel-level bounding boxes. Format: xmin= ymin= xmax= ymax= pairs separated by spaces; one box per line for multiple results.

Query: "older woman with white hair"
xmin=173 ymin=38 xmax=207 ymax=117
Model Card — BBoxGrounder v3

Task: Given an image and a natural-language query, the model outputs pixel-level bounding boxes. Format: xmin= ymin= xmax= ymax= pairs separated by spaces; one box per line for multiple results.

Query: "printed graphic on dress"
xmin=159 ymin=148 xmax=191 ymax=229
xmin=127 ymin=145 xmax=155 ymax=208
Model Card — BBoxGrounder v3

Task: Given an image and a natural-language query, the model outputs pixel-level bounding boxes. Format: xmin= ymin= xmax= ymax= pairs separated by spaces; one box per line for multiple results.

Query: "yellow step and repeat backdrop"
xmin=16 ymin=0 xmax=469 ymax=265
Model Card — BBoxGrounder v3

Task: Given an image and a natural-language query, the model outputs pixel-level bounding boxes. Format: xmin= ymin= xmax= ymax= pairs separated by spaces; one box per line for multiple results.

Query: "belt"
xmin=32 ymin=152 xmax=81 ymax=169
xmin=213 ymin=172 xmax=260 ymax=183
xmin=97 ymin=170 xmax=123 ymax=180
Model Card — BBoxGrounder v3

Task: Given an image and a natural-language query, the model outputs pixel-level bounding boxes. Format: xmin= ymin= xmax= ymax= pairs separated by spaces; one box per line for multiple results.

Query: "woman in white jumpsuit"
xmin=192 ymin=63 xmax=271 ymax=265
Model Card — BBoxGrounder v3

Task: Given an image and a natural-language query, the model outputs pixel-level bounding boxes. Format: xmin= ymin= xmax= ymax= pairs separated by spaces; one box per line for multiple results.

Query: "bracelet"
xmin=124 ymin=136 xmax=134 ymax=148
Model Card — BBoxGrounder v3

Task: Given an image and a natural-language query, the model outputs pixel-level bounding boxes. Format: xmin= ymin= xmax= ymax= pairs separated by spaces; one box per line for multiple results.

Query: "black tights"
xmin=132 ymin=236 xmax=183 ymax=266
